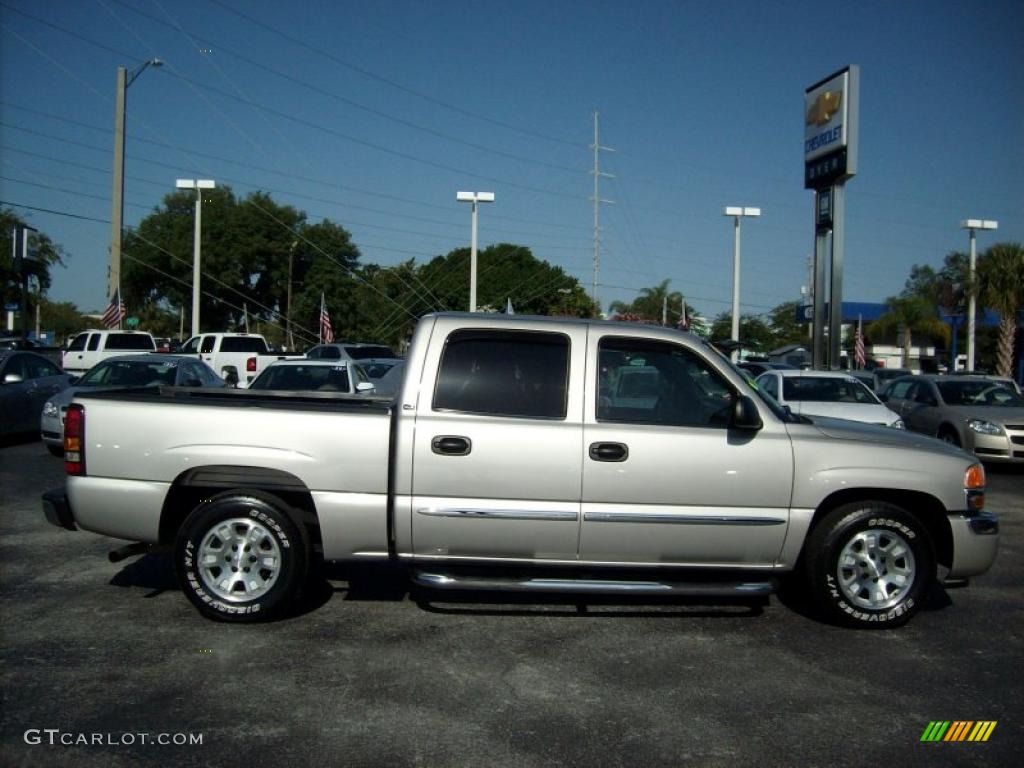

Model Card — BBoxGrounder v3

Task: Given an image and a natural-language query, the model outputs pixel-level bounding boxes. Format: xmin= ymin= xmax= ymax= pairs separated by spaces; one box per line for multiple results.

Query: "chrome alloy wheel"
xmin=197 ymin=518 xmax=282 ymax=602
xmin=837 ymin=528 xmax=916 ymax=610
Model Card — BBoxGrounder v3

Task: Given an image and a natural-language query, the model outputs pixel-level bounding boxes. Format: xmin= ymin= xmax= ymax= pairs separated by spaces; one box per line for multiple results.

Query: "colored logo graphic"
xmin=806 ymin=90 xmax=842 ymax=126
xmin=920 ymin=721 xmax=997 ymax=742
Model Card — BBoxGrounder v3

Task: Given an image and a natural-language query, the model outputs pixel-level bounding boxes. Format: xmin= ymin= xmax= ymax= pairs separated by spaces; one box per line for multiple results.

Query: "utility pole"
xmin=286 ymin=240 xmax=297 ymax=349
xmin=590 ymin=111 xmax=615 ymax=312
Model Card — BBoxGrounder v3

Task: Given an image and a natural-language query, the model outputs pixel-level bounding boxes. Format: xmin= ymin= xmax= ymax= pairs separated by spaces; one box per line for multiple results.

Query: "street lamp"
xmin=108 ymin=58 xmax=163 ymax=300
xmin=960 ymin=218 xmax=998 ymax=371
xmin=456 ymin=191 xmax=495 ymax=312
xmin=176 ymin=179 xmax=216 ymax=337
xmin=723 ymin=206 xmax=761 ymax=361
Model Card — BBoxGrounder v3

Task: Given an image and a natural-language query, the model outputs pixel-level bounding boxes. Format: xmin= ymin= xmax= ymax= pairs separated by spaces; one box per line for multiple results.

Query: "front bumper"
xmin=42 ymin=489 xmax=77 ymax=531
xmin=946 ymin=510 xmax=999 ymax=578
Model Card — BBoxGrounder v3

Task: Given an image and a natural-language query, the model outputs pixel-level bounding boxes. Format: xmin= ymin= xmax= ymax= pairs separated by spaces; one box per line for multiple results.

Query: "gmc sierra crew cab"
xmin=42 ymin=313 xmax=999 ymax=627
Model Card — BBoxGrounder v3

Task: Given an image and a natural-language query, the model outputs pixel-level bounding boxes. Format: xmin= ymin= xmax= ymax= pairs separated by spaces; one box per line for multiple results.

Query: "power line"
xmin=205 ymin=0 xmax=582 ymax=149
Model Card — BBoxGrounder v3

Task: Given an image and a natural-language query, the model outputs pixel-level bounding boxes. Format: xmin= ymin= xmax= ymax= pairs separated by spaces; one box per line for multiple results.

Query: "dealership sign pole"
xmin=805 ymin=66 xmax=859 ymax=369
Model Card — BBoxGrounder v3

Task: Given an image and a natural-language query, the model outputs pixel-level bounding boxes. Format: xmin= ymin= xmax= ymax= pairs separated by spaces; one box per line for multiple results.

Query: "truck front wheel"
xmin=804 ymin=502 xmax=935 ymax=628
xmin=175 ymin=491 xmax=309 ymax=622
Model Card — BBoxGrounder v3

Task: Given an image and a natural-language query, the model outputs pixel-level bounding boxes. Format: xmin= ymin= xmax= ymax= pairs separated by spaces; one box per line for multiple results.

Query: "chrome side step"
xmin=412 ymin=571 xmax=775 ymax=597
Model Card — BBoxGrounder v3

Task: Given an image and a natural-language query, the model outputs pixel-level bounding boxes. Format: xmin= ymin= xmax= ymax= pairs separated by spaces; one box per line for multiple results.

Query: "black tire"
xmin=46 ymin=444 xmax=63 ymax=457
xmin=938 ymin=427 xmax=960 ymax=446
xmin=804 ymin=502 xmax=935 ymax=628
xmin=175 ymin=490 xmax=310 ymax=622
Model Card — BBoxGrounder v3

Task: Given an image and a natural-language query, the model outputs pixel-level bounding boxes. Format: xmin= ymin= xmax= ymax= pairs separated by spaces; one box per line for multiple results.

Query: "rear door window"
xmin=86 ymin=334 xmax=101 ymax=351
xmin=433 ymin=330 xmax=569 ymax=419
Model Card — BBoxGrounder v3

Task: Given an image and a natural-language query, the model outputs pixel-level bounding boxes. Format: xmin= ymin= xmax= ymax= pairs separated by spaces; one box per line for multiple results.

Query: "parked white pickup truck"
xmin=176 ymin=332 xmax=293 ymax=387
xmin=43 ymin=313 xmax=999 ymax=627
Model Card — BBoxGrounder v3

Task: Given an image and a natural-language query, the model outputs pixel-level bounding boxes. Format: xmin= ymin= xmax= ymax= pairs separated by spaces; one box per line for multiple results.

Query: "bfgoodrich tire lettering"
xmin=175 ymin=491 xmax=309 ymax=622
xmin=804 ymin=502 xmax=935 ymax=629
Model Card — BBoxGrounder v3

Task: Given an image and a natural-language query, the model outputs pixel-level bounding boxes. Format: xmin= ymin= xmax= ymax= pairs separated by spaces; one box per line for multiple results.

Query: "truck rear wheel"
xmin=175 ymin=491 xmax=309 ymax=622
xmin=804 ymin=502 xmax=935 ymax=628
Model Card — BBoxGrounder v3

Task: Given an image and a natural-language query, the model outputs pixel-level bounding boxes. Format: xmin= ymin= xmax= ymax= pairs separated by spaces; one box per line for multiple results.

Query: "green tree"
xmin=122 ymin=188 xmax=359 ymax=340
xmin=768 ymin=300 xmax=808 ymax=348
xmin=868 ymin=296 xmax=950 ymax=368
xmin=710 ymin=312 xmax=775 ymax=353
xmin=902 ymin=252 xmax=969 ymax=311
xmin=39 ymin=299 xmax=90 ymax=344
xmin=1 ymin=208 xmax=66 ymax=332
xmin=976 ymin=242 xmax=1024 ymax=377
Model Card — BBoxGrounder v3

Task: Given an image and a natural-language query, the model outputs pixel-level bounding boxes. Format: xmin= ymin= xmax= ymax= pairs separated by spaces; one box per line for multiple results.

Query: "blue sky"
xmin=1 ymin=0 xmax=1021 ymax=320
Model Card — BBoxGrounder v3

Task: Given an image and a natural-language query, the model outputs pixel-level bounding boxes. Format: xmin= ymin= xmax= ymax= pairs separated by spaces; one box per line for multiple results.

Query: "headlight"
xmin=891 ymin=419 xmax=906 ymax=429
xmin=42 ymin=401 xmax=59 ymax=418
xmin=968 ymin=418 xmax=1004 ymax=436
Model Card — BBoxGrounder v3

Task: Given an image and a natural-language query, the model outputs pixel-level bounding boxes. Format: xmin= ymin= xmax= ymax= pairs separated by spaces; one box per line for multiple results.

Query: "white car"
xmin=755 ymin=369 xmax=905 ymax=428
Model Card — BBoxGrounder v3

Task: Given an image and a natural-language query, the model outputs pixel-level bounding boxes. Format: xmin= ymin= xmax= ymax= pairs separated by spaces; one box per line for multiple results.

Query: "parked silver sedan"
xmin=880 ymin=375 xmax=1024 ymax=463
xmin=40 ymin=354 xmax=225 ymax=456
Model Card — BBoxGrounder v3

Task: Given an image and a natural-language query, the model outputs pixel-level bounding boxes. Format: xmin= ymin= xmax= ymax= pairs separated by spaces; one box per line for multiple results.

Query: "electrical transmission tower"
xmin=590 ymin=111 xmax=615 ymax=311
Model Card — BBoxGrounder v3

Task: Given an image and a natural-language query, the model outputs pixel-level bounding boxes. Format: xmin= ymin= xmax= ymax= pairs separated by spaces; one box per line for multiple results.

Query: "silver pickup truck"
xmin=42 ymin=313 xmax=999 ymax=627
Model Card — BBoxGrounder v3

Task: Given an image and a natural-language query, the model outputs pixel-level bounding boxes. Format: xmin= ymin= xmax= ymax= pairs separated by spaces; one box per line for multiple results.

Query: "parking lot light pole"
xmin=723 ymin=206 xmax=761 ymax=361
xmin=457 ymin=191 xmax=495 ymax=312
xmin=109 ymin=58 xmax=162 ymax=301
xmin=960 ymin=218 xmax=998 ymax=371
xmin=176 ymin=179 xmax=216 ymax=337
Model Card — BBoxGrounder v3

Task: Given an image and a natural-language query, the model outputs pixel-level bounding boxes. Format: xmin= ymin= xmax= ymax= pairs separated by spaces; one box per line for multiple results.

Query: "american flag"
xmin=102 ymin=287 xmax=126 ymax=329
xmin=319 ymin=293 xmax=334 ymax=344
xmin=854 ymin=315 xmax=866 ymax=369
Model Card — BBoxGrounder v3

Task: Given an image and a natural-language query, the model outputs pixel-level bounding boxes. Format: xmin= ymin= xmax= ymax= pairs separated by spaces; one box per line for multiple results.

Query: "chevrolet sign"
xmin=804 ymin=66 xmax=859 ymax=188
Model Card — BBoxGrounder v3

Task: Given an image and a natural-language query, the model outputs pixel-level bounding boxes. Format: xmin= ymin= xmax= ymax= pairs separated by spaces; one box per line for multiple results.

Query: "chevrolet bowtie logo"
xmin=807 ymin=90 xmax=842 ymax=126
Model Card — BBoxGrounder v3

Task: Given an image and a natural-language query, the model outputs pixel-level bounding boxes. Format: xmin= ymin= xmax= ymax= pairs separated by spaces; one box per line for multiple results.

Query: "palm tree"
xmin=869 ymin=296 xmax=950 ymax=369
xmin=608 ymin=279 xmax=685 ymax=324
xmin=977 ymin=242 xmax=1024 ymax=377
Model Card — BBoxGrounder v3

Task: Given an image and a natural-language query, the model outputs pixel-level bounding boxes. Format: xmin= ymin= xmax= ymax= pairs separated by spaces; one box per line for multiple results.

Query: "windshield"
xmin=937 ymin=380 xmax=1024 ymax=407
xmin=78 ymin=360 xmax=178 ymax=387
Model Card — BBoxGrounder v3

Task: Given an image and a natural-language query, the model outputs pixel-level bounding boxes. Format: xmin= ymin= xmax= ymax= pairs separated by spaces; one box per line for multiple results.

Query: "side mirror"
xmin=731 ymin=395 xmax=763 ymax=431
xmin=221 ymin=367 xmax=240 ymax=387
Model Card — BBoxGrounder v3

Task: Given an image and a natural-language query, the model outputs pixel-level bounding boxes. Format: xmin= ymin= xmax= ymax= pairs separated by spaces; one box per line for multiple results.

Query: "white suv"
xmin=62 ymin=330 xmax=156 ymax=376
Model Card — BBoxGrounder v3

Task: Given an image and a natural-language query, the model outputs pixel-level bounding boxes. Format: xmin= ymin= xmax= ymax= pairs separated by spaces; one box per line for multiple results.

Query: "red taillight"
xmin=246 ymin=357 xmax=257 ymax=372
xmin=64 ymin=404 xmax=86 ymax=476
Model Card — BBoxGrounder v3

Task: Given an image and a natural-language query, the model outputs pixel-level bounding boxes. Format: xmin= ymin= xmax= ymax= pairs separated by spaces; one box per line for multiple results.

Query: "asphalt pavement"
xmin=1 ymin=436 xmax=1021 ymax=767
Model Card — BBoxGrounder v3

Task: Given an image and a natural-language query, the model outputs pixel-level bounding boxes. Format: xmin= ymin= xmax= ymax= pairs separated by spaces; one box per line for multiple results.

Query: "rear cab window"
xmin=433 ymin=329 xmax=570 ymax=419
xmin=104 ymin=333 xmax=155 ymax=351
xmin=220 ymin=336 xmax=269 ymax=353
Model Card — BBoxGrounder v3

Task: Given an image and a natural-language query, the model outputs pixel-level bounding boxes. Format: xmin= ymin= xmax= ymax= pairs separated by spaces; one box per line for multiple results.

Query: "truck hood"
xmin=803 ymin=415 xmax=971 ymax=460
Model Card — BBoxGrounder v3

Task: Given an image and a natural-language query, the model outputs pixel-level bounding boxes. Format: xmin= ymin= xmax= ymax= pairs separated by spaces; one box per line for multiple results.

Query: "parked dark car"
xmin=1 ymin=350 xmax=72 ymax=438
